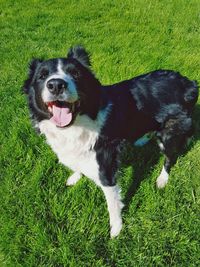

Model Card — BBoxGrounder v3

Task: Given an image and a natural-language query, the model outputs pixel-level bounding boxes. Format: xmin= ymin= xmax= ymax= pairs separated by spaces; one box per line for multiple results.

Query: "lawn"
xmin=0 ymin=0 xmax=200 ymax=266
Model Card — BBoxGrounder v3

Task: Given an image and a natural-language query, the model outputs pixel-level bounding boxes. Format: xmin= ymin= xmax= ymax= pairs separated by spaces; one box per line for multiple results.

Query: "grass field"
xmin=1 ymin=0 xmax=200 ymax=266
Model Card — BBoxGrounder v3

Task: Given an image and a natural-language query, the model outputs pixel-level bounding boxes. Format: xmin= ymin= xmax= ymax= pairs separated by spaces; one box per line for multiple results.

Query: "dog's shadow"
xmin=120 ymin=140 xmax=160 ymax=211
xmin=120 ymin=103 xmax=200 ymax=211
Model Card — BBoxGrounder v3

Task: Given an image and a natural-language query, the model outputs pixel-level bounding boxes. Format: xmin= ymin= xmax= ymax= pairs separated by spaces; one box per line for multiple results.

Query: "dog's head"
xmin=23 ymin=46 xmax=101 ymax=127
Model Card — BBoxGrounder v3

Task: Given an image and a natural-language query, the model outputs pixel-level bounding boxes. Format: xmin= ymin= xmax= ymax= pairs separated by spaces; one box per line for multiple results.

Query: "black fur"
xmin=95 ymin=137 xmax=122 ymax=186
xmin=23 ymin=46 xmax=199 ymax=187
xmin=23 ymin=59 xmax=44 ymax=94
xmin=95 ymin=70 xmax=198 ymax=185
xmin=64 ymin=58 xmax=101 ymax=119
xmin=67 ymin=45 xmax=91 ymax=68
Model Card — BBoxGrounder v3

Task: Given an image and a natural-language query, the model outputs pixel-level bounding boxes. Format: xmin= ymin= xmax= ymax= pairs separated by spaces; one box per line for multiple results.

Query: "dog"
xmin=23 ymin=46 xmax=198 ymax=237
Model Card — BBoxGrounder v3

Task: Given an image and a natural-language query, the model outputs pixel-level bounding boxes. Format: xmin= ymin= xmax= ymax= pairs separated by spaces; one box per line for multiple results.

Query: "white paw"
xmin=156 ymin=166 xmax=169 ymax=189
xmin=110 ymin=220 xmax=122 ymax=238
xmin=156 ymin=175 xmax=168 ymax=189
xmin=66 ymin=172 xmax=82 ymax=186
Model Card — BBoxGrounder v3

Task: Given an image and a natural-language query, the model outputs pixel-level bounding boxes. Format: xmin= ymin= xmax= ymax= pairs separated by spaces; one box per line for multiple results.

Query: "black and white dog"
xmin=23 ymin=46 xmax=198 ymax=237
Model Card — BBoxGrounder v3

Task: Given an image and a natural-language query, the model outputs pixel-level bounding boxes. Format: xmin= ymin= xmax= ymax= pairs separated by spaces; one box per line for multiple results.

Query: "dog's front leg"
xmin=100 ymin=184 xmax=124 ymax=238
xmin=95 ymin=138 xmax=124 ymax=237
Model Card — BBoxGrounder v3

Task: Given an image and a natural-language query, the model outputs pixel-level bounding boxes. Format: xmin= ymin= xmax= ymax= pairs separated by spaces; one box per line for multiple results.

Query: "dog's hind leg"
xmin=156 ymin=114 xmax=193 ymax=189
xmin=66 ymin=172 xmax=82 ymax=186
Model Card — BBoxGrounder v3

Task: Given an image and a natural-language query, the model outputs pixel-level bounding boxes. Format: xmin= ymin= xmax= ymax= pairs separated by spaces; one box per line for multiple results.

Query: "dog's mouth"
xmin=46 ymin=100 xmax=80 ymax=128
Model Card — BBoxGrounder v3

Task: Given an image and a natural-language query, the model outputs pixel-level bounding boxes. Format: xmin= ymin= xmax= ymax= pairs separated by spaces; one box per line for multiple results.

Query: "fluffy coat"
xmin=23 ymin=46 xmax=198 ymax=237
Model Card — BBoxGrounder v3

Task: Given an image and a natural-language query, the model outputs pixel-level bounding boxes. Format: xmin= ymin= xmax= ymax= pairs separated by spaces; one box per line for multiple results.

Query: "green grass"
xmin=1 ymin=0 xmax=200 ymax=266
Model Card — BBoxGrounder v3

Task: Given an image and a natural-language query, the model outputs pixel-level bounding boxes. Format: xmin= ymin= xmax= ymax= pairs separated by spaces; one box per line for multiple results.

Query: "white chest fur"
xmin=38 ymin=112 xmax=107 ymax=184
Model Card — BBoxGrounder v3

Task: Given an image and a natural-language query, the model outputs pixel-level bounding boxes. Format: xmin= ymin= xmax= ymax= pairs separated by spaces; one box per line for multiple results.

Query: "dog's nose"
xmin=47 ymin=79 xmax=67 ymax=95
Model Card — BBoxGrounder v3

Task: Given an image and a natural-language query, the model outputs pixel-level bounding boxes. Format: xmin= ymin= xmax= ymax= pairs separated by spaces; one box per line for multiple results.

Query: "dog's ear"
xmin=22 ymin=59 xmax=43 ymax=94
xmin=67 ymin=46 xmax=91 ymax=68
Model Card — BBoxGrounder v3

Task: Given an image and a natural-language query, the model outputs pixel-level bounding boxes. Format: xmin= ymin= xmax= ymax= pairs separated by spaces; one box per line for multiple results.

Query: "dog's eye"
xmin=69 ymin=69 xmax=80 ymax=79
xmin=65 ymin=65 xmax=80 ymax=79
xmin=39 ymin=69 xmax=49 ymax=80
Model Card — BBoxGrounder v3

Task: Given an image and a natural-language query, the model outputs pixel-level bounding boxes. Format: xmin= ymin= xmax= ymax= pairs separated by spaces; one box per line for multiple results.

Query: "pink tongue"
xmin=50 ymin=105 xmax=72 ymax=127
